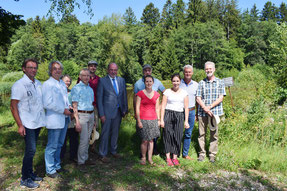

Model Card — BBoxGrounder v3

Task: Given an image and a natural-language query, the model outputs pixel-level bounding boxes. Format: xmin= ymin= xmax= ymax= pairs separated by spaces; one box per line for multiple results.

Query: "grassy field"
xmin=0 ymin=68 xmax=287 ymax=190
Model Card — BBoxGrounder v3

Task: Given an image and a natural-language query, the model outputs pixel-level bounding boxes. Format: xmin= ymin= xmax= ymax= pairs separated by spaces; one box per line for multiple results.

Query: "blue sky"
xmin=0 ymin=0 xmax=285 ymax=24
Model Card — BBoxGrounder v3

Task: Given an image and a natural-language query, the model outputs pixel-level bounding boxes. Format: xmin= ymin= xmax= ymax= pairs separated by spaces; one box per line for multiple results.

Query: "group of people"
xmin=10 ymin=58 xmax=225 ymax=189
xmin=10 ymin=59 xmax=127 ymax=189
xmin=133 ymin=63 xmax=225 ymax=167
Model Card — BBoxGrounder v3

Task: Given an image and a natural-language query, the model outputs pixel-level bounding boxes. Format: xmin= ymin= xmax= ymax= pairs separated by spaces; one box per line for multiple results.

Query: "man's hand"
xmin=184 ymin=121 xmax=190 ymax=129
xmin=160 ymin=120 xmax=165 ymax=128
xmin=64 ymin=109 xmax=72 ymax=116
xmin=18 ymin=125 xmax=26 ymax=137
xmin=100 ymin=116 xmax=106 ymax=123
xmin=203 ymin=106 xmax=213 ymax=117
xmin=75 ymin=122 xmax=82 ymax=132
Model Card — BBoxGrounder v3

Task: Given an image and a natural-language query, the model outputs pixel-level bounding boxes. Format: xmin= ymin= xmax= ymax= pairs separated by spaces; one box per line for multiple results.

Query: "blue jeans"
xmin=22 ymin=127 xmax=41 ymax=180
xmin=45 ymin=117 xmax=68 ymax=174
xmin=182 ymin=110 xmax=195 ymax=157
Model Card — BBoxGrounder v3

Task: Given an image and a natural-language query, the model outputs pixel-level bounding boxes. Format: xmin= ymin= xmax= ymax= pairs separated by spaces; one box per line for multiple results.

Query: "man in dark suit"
xmin=97 ymin=63 xmax=128 ymax=163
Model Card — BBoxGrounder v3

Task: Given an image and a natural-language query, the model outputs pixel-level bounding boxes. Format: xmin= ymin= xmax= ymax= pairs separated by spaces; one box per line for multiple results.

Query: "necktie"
xmin=112 ymin=78 xmax=118 ymax=95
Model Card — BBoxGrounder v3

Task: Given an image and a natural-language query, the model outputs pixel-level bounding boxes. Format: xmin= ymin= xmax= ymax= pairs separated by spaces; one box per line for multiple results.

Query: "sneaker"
xmin=172 ymin=159 xmax=180 ymax=166
xmin=46 ymin=172 xmax=61 ymax=178
xmin=20 ymin=178 xmax=39 ymax=189
xmin=166 ymin=158 xmax=174 ymax=166
xmin=198 ymin=155 xmax=205 ymax=162
xmin=31 ymin=174 xmax=43 ymax=182
xmin=209 ymin=156 xmax=215 ymax=163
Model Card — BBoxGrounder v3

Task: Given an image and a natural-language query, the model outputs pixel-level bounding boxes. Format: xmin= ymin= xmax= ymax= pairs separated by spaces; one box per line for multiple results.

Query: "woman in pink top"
xmin=136 ymin=75 xmax=160 ymax=165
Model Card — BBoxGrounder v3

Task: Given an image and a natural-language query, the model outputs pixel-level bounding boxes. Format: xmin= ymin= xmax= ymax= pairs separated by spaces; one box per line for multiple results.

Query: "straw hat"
xmin=89 ymin=126 xmax=99 ymax=145
xmin=209 ymin=115 xmax=220 ymax=131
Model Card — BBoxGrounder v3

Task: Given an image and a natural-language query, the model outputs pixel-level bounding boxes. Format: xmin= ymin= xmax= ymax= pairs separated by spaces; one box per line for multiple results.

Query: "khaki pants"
xmin=198 ymin=116 xmax=218 ymax=157
xmin=77 ymin=112 xmax=94 ymax=165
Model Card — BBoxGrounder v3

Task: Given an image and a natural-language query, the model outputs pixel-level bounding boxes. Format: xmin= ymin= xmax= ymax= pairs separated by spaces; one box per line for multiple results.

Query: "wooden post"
xmin=228 ymin=87 xmax=234 ymax=109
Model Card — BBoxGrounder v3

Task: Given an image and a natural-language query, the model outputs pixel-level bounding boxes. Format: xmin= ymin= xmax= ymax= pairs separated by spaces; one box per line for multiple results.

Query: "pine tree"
xmin=141 ymin=3 xmax=160 ymax=28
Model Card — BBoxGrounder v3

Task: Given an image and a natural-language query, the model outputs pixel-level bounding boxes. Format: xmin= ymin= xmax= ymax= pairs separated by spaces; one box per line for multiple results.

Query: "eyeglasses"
xmin=25 ymin=67 xmax=38 ymax=70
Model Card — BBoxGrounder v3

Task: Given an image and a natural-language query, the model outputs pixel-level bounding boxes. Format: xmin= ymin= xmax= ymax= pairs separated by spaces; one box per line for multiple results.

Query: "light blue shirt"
xmin=108 ymin=75 xmax=119 ymax=93
xmin=134 ymin=77 xmax=165 ymax=94
xmin=71 ymin=81 xmax=94 ymax=111
xmin=42 ymin=77 xmax=69 ymax=129
xmin=179 ymin=79 xmax=198 ymax=108
xmin=11 ymin=74 xmax=46 ymax=129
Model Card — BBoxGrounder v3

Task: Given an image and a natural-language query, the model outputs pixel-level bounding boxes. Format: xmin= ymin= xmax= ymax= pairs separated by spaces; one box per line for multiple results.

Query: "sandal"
xmin=148 ymin=160 xmax=156 ymax=166
xmin=140 ymin=158 xmax=146 ymax=165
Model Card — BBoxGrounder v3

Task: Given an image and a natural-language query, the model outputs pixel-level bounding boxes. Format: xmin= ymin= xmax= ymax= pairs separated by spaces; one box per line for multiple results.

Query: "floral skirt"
xmin=137 ymin=119 xmax=160 ymax=141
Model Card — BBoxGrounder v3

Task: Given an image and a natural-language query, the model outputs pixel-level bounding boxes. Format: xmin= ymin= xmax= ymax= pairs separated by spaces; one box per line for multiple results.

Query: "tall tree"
xmin=250 ymin=4 xmax=259 ymax=22
xmin=260 ymin=1 xmax=279 ymax=21
xmin=172 ymin=0 xmax=186 ymax=29
xmin=141 ymin=3 xmax=160 ymax=28
xmin=279 ymin=2 xmax=287 ymax=23
xmin=161 ymin=0 xmax=174 ymax=30
xmin=187 ymin=0 xmax=205 ymax=24
xmin=123 ymin=7 xmax=137 ymax=28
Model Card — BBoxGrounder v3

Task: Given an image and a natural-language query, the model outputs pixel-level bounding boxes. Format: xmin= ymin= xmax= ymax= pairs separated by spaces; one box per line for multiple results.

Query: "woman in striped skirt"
xmin=160 ymin=74 xmax=189 ymax=166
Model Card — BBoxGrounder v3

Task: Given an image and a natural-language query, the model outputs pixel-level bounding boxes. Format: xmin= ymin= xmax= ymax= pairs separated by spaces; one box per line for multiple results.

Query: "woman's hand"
xmin=138 ymin=121 xmax=143 ymax=129
xmin=184 ymin=121 xmax=190 ymax=129
xmin=157 ymin=120 xmax=161 ymax=127
xmin=160 ymin=120 xmax=165 ymax=128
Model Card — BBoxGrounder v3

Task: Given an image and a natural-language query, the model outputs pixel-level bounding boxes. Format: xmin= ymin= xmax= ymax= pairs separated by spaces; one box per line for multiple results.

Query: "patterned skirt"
xmin=137 ymin=119 xmax=160 ymax=141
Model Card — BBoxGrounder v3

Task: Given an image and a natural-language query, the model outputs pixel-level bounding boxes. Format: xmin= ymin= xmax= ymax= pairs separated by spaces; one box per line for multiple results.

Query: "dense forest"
xmin=0 ymin=0 xmax=286 ymax=91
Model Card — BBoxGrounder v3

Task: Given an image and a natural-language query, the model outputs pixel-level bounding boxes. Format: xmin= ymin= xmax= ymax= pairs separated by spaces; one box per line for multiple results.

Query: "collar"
xmin=204 ymin=76 xmax=220 ymax=83
xmin=108 ymin=75 xmax=117 ymax=80
xmin=79 ymin=81 xmax=90 ymax=87
xmin=23 ymin=74 xmax=35 ymax=83
xmin=181 ymin=79 xmax=193 ymax=86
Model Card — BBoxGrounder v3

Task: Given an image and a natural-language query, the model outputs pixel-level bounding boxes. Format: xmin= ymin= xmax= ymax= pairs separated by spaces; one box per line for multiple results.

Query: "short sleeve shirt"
xmin=71 ymin=81 xmax=94 ymax=111
xmin=179 ymin=79 xmax=198 ymax=108
xmin=136 ymin=90 xmax=160 ymax=120
xmin=196 ymin=77 xmax=226 ymax=116
xmin=164 ymin=89 xmax=188 ymax=112
xmin=11 ymin=74 xmax=46 ymax=129
xmin=134 ymin=77 xmax=165 ymax=94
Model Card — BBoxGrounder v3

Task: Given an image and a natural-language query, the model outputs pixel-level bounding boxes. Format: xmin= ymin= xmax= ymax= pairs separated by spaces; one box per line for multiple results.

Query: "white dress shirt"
xmin=42 ymin=77 xmax=69 ymax=129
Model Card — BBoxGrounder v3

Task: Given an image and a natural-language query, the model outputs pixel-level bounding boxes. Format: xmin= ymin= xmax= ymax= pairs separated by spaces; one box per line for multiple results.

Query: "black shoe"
xmin=31 ymin=174 xmax=43 ymax=182
xmin=46 ymin=172 xmax=61 ymax=178
xmin=20 ymin=178 xmax=39 ymax=189
xmin=56 ymin=168 xmax=68 ymax=173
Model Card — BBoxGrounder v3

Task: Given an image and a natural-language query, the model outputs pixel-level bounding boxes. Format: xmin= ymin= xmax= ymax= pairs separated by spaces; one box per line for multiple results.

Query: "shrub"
xmin=1 ymin=71 xmax=23 ymax=82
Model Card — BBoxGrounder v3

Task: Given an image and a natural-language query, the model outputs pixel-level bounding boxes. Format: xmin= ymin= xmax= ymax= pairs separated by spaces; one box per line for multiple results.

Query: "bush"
xmin=62 ymin=60 xmax=81 ymax=80
xmin=1 ymin=71 xmax=23 ymax=82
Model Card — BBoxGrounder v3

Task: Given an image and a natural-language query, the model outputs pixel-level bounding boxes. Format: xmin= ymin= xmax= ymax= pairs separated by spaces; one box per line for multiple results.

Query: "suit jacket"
xmin=97 ymin=75 xmax=128 ymax=119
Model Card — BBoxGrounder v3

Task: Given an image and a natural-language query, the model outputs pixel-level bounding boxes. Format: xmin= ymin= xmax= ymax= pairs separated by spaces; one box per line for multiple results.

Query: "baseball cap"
xmin=143 ymin=64 xmax=152 ymax=70
xmin=88 ymin=60 xmax=98 ymax=66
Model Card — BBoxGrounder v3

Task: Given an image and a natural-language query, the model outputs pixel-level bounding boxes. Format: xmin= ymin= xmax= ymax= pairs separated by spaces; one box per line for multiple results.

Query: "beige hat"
xmin=89 ymin=126 xmax=99 ymax=145
xmin=209 ymin=115 xmax=220 ymax=131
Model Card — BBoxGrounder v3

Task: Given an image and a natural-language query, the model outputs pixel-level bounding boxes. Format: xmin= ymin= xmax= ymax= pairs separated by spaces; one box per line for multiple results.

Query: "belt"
xmin=189 ymin=107 xmax=195 ymax=111
xmin=78 ymin=110 xmax=93 ymax=114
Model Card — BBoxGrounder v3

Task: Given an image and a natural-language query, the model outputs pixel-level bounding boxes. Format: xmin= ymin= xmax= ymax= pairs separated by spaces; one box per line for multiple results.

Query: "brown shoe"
xmin=112 ymin=153 xmax=121 ymax=158
xmin=183 ymin=156 xmax=193 ymax=160
xmin=198 ymin=155 xmax=205 ymax=162
xmin=85 ymin=159 xmax=97 ymax=166
xmin=100 ymin=157 xmax=110 ymax=163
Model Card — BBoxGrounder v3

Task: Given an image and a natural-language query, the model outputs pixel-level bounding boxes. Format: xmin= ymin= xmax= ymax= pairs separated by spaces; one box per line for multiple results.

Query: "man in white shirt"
xmin=10 ymin=58 xmax=46 ymax=189
xmin=179 ymin=65 xmax=198 ymax=160
xmin=42 ymin=61 xmax=71 ymax=178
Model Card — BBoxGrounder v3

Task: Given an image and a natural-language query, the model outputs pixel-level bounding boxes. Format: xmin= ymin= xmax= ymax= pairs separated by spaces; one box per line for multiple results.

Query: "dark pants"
xmin=22 ymin=127 xmax=41 ymax=180
xmin=99 ymin=109 xmax=122 ymax=157
xmin=60 ymin=128 xmax=79 ymax=160
xmin=163 ymin=110 xmax=184 ymax=156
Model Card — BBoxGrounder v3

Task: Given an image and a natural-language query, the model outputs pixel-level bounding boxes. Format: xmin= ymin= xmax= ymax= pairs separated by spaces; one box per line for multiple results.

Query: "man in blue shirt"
xmin=196 ymin=61 xmax=226 ymax=163
xmin=71 ymin=69 xmax=95 ymax=166
xmin=179 ymin=65 xmax=198 ymax=160
xmin=133 ymin=64 xmax=165 ymax=155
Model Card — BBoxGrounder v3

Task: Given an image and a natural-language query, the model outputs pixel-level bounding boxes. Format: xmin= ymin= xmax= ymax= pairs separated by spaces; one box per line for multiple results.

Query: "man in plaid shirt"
xmin=196 ymin=61 xmax=226 ymax=163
